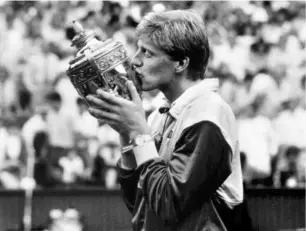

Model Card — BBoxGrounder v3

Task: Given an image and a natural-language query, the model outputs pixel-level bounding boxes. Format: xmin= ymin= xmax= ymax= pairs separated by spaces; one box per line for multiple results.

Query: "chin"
xmin=141 ymin=85 xmax=157 ymax=92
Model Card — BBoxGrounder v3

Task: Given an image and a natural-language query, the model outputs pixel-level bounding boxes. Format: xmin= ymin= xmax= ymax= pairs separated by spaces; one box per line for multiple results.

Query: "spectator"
xmin=246 ymin=37 xmax=271 ymax=75
xmin=91 ymin=146 xmax=106 ymax=187
xmin=267 ymin=33 xmax=303 ymax=74
xmin=54 ymin=72 xmax=79 ymax=116
xmin=212 ymin=29 xmax=249 ymax=81
xmin=238 ymin=96 xmax=279 ymax=186
xmin=33 ymin=131 xmax=61 ymax=188
xmin=0 ymin=164 xmax=21 ymax=189
xmin=92 ymin=142 xmax=121 ymax=189
xmin=23 ymin=41 xmax=61 ymax=107
xmin=76 ymin=97 xmax=99 ymax=141
xmin=59 ymin=148 xmax=85 ymax=185
xmin=280 ymin=146 xmax=300 ymax=188
xmin=0 ymin=65 xmax=10 ymax=116
xmin=273 ymin=90 xmax=306 ymax=149
xmin=45 ymin=91 xmax=78 ymax=167
xmin=274 ymin=146 xmax=304 ymax=188
xmin=21 ymin=105 xmax=48 ymax=154
xmin=0 ymin=121 xmax=25 ymax=189
xmin=248 ymin=66 xmax=292 ymax=118
xmin=75 ymin=97 xmax=99 ymax=167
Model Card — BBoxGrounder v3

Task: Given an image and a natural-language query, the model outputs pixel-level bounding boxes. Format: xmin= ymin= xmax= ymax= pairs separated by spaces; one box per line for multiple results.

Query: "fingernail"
xmin=126 ymin=80 xmax=132 ymax=86
xmin=96 ymin=89 xmax=103 ymax=94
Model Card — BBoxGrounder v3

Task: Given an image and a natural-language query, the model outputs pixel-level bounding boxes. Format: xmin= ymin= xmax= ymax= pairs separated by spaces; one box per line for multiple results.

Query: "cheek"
xmin=146 ymin=60 xmax=173 ymax=78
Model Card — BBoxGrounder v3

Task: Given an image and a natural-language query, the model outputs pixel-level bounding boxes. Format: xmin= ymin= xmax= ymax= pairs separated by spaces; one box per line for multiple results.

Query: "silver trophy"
xmin=66 ymin=21 xmax=139 ymax=102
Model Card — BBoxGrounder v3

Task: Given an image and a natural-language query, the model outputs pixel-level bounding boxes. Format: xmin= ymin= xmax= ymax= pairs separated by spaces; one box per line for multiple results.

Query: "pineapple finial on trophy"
xmin=71 ymin=20 xmax=97 ymax=50
xmin=72 ymin=20 xmax=84 ymax=34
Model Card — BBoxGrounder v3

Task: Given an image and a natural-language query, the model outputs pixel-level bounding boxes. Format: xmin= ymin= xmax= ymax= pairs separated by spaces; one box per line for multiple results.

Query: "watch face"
xmin=134 ymin=134 xmax=151 ymax=146
xmin=135 ymin=136 xmax=145 ymax=146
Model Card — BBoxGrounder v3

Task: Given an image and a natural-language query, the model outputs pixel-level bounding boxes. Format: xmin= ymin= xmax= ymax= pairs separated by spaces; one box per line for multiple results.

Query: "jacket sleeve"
xmin=117 ymin=150 xmax=142 ymax=213
xmin=139 ymin=121 xmax=232 ymax=224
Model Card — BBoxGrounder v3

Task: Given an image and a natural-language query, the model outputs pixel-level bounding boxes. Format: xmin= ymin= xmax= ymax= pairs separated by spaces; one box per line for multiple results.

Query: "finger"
xmin=88 ymin=107 xmax=120 ymax=122
xmin=127 ymin=80 xmax=141 ymax=103
xmin=96 ymin=89 xmax=122 ymax=105
xmin=86 ymin=95 xmax=116 ymax=112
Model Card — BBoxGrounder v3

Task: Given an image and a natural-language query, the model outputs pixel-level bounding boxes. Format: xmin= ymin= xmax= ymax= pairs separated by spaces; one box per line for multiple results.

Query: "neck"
xmin=161 ymin=75 xmax=202 ymax=103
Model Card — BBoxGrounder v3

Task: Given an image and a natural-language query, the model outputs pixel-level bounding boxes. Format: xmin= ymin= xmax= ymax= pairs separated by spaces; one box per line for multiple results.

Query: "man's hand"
xmin=86 ymin=81 xmax=150 ymax=141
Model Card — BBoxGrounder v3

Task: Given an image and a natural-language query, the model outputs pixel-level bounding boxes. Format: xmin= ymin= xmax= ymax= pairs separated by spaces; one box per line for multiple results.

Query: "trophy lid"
xmin=68 ymin=21 xmax=124 ymax=69
xmin=71 ymin=21 xmax=96 ymax=50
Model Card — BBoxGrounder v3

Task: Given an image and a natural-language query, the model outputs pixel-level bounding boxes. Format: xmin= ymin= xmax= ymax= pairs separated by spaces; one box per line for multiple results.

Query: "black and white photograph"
xmin=0 ymin=1 xmax=305 ymax=231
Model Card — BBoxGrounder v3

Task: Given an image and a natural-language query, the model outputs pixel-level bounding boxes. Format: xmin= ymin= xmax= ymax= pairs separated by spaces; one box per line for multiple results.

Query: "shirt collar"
xmin=160 ymin=78 xmax=219 ymax=119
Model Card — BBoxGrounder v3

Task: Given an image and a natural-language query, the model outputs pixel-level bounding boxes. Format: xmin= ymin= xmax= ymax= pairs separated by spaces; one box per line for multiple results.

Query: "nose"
xmin=131 ymin=51 xmax=142 ymax=69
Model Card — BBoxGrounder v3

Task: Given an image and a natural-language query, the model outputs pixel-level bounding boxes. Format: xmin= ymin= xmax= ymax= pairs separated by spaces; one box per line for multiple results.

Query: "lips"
xmin=127 ymin=69 xmax=143 ymax=91
xmin=135 ymin=72 xmax=142 ymax=79
xmin=135 ymin=71 xmax=143 ymax=86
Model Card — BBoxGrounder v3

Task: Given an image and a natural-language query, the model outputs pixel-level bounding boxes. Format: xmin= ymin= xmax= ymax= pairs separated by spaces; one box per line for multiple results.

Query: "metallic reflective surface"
xmin=66 ymin=21 xmax=136 ymax=102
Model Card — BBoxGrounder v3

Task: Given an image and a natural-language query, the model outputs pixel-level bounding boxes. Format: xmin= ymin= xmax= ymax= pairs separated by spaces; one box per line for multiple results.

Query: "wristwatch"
xmin=121 ymin=134 xmax=155 ymax=153
xmin=131 ymin=134 xmax=153 ymax=147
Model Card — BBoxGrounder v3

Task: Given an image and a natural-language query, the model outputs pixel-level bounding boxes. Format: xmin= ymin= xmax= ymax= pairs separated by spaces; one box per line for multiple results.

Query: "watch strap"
xmin=121 ymin=132 xmax=158 ymax=153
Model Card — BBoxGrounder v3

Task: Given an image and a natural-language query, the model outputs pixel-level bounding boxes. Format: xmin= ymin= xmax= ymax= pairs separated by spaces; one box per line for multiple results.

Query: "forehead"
xmin=137 ymin=35 xmax=165 ymax=55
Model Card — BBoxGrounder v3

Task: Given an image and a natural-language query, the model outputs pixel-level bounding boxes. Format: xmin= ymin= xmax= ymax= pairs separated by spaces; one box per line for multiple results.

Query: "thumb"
xmin=127 ymin=80 xmax=141 ymax=103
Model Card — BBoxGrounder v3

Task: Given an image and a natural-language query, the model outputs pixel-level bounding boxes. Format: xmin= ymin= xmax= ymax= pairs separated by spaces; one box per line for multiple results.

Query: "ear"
xmin=174 ymin=57 xmax=190 ymax=74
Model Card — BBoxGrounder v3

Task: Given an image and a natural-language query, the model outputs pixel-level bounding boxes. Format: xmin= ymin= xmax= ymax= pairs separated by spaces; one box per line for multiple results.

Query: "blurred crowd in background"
xmin=0 ymin=1 xmax=305 ymax=190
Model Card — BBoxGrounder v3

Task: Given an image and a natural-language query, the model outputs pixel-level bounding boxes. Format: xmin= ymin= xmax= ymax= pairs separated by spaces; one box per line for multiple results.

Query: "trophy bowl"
xmin=66 ymin=21 xmax=139 ymax=103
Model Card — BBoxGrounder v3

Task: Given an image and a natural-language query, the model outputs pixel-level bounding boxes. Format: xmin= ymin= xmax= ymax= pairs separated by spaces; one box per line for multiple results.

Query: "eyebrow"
xmin=137 ymin=41 xmax=156 ymax=54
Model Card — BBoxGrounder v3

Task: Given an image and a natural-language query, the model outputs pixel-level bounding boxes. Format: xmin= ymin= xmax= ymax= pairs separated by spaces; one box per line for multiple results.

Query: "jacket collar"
xmin=160 ymin=78 xmax=219 ymax=119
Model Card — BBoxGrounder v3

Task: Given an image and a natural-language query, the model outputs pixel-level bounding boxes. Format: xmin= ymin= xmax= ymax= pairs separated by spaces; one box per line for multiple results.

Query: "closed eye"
xmin=141 ymin=47 xmax=153 ymax=58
